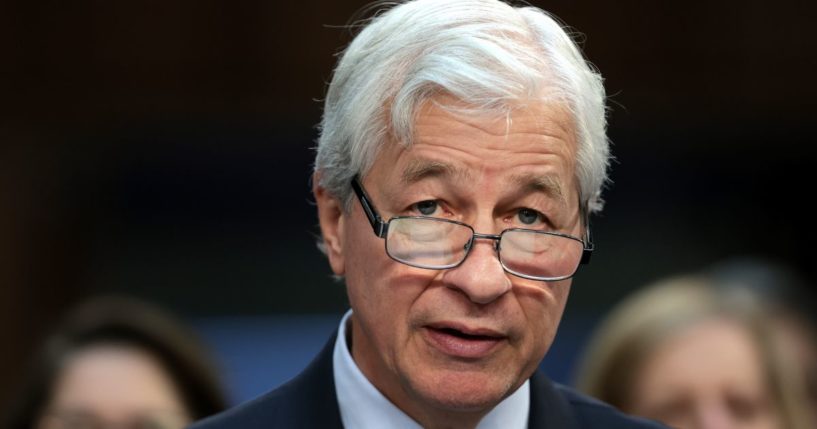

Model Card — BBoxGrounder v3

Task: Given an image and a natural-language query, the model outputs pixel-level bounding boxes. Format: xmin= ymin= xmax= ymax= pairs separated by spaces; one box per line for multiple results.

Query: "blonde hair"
xmin=575 ymin=276 xmax=814 ymax=429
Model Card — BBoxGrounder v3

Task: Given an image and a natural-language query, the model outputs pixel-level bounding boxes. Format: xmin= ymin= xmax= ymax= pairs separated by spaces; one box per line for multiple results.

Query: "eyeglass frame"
xmin=350 ymin=175 xmax=593 ymax=281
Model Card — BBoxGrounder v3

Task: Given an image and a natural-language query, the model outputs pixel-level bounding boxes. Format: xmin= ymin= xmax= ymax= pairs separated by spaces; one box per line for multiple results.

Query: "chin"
xmin=405 ymin=368 xmax=517 ymax=412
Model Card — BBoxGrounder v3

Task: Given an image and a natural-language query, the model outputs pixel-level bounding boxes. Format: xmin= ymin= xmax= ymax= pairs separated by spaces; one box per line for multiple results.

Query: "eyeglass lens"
xmin=387 ymin=217 xmax=472 ymax=268
xmin=500 ymin=229 xmax=583 ymax=280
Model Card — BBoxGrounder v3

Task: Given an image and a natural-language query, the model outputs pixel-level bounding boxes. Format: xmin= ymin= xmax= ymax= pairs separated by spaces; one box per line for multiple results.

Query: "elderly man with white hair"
xmin=191 ymin=0 xmax=666 ymax=428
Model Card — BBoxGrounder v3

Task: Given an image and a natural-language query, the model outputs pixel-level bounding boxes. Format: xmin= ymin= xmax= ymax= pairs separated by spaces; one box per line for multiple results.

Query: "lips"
xmin=423 ymin=322 xmax=506 ymax=359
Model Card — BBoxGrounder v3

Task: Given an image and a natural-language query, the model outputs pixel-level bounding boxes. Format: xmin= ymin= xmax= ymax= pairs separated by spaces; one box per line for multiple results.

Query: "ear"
xmin=313 ymin=172 xmax=346 ymax=276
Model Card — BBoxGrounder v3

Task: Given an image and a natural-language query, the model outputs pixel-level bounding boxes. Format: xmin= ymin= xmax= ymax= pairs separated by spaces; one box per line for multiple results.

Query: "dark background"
xmin=2 ymin=0 xmax=815 ymax=407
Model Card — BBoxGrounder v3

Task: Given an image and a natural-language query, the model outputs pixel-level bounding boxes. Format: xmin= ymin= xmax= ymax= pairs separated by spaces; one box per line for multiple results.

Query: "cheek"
xmin=515 ymin=280 xmax=571 ymax=354
xmin=341 ymin=218 xmax=388 ymax=296
xmin=517 ymin=279 xmax=570 ymax=322
xmin=342 ymin=225 xmax=428 ymax=337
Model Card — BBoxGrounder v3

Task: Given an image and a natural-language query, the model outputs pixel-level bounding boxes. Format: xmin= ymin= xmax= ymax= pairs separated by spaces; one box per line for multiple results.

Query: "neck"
xmin=408 ymin=408 xmax=488 ymax=429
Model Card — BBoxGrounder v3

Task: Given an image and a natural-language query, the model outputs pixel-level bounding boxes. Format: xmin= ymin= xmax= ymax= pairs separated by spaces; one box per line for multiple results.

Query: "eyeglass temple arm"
xmin=351 ymin=176 xmax=389 ymax=238
xmin=580 ymin=217 xmax=593 ymax=265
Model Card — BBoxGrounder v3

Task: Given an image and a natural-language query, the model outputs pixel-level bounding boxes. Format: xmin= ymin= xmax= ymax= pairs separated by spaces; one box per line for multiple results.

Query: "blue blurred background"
xmin=2 ymin=0 xmax=814 ymax=406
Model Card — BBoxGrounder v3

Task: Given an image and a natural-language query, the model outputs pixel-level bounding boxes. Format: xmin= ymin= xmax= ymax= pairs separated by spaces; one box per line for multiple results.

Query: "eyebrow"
xmin=400 ymin=159 xmax=471 ymax=184
xmin=510 ymin=172 xmax=566 ymax=205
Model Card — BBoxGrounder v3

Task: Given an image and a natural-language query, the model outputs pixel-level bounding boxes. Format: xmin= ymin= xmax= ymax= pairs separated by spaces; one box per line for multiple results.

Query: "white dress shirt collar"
xmin=333 ymin=310 xmax=530 ymax=429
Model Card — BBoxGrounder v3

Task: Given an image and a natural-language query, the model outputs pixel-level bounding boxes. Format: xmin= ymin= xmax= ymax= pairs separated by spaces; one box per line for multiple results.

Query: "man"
xmin=192 ymin=0 xmax=665 ymax=428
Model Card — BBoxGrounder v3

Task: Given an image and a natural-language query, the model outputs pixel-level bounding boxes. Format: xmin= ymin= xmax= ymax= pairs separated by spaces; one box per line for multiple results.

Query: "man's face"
xmin=316 ymin=97 xmax=582 ymax=421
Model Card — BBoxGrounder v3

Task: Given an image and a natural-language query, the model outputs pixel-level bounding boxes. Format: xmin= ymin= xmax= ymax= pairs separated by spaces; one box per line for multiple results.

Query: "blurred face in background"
xmin=775 ymin=315 xmax=817 ymax=424
xmin=629 ymin=317 xmax=782 ymax=429
xmin=37 ymin=343 xmax=191 ymax=429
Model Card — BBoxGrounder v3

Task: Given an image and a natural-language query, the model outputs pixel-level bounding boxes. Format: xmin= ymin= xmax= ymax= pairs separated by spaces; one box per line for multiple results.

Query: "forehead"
xmin=369 ymin=97 xmax=578 ymax=197
xmin=414 ymin=96 xmax=576 ymax=139
xmin=48 ymin=344 xmax=185 ymax=416
xmin=640 ymin=318 xmax=767 ymax=393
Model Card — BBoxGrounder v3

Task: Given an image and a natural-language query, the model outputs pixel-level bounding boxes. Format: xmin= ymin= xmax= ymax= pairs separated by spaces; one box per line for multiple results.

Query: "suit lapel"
xmin=275 ymin=332 xmax=345 ymax=428
xmin=527 ymin=370 xmax=579 ymax=429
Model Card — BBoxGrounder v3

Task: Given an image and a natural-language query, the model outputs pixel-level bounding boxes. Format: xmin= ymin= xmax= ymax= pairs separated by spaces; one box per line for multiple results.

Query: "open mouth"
xmin=435 ymin=327 xmax=501 ymax=341
xmin=424 ymin=324 xmax=505 ymax=359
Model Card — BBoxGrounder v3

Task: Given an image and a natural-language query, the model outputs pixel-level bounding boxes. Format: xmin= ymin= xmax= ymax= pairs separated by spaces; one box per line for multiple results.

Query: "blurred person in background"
xmin=5 ymin=296 xmax=227 ymax=429
xmin=575 ymin=273 xmax=816 ymax=429
xmin=706 ymin=258 xmax=817 ymax=426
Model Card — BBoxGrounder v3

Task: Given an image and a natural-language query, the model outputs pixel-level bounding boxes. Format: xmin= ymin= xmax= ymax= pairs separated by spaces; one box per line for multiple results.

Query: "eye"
xmin=727 ymin=393 xmax=766 ymax=422
xmin=413 ymin=200 xmax=439 ymax=216
xmin=516 ymin=208 xmax=544 ymax=225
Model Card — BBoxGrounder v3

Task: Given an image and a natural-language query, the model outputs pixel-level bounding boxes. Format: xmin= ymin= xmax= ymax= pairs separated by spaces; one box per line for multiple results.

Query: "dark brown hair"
xmin=5 ymin=296 xmax=227 ymax=429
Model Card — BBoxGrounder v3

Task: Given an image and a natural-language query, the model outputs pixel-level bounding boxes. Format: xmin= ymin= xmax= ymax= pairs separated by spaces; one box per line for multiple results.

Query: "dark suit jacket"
xmin=190 ymin=333 xmax=666 ymax=429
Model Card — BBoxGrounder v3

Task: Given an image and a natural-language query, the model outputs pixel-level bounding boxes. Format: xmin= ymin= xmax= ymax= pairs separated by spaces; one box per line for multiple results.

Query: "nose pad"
xmin=444 ymin=236 xmax=511 ymax=305
xmin=463 ymin=237 xmax=501 ymax=253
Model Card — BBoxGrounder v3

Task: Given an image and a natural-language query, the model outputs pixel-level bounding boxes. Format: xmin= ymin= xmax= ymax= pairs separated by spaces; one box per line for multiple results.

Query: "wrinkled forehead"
xmin=412 ymin=94 xmax=577 ymax=139
xmin=367 ymin=96 xmax=582 ymax=216
xmin=375 ymin=95 xmax=579 ymax=182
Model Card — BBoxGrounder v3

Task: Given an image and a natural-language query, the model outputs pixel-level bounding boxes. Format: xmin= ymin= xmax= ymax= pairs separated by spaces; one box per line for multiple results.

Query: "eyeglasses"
xmin=351 ymin=176 xmax=593 ymax=282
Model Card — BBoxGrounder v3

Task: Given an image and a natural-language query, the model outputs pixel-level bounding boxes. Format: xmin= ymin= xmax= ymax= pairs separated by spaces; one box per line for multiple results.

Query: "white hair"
xmin=315 ymin=0 xmax=608 ymax=215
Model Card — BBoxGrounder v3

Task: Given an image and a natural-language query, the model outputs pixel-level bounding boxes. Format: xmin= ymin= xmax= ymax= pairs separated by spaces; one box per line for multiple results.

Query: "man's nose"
xmin=441 ymin=237 xmax=511 ymax=304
